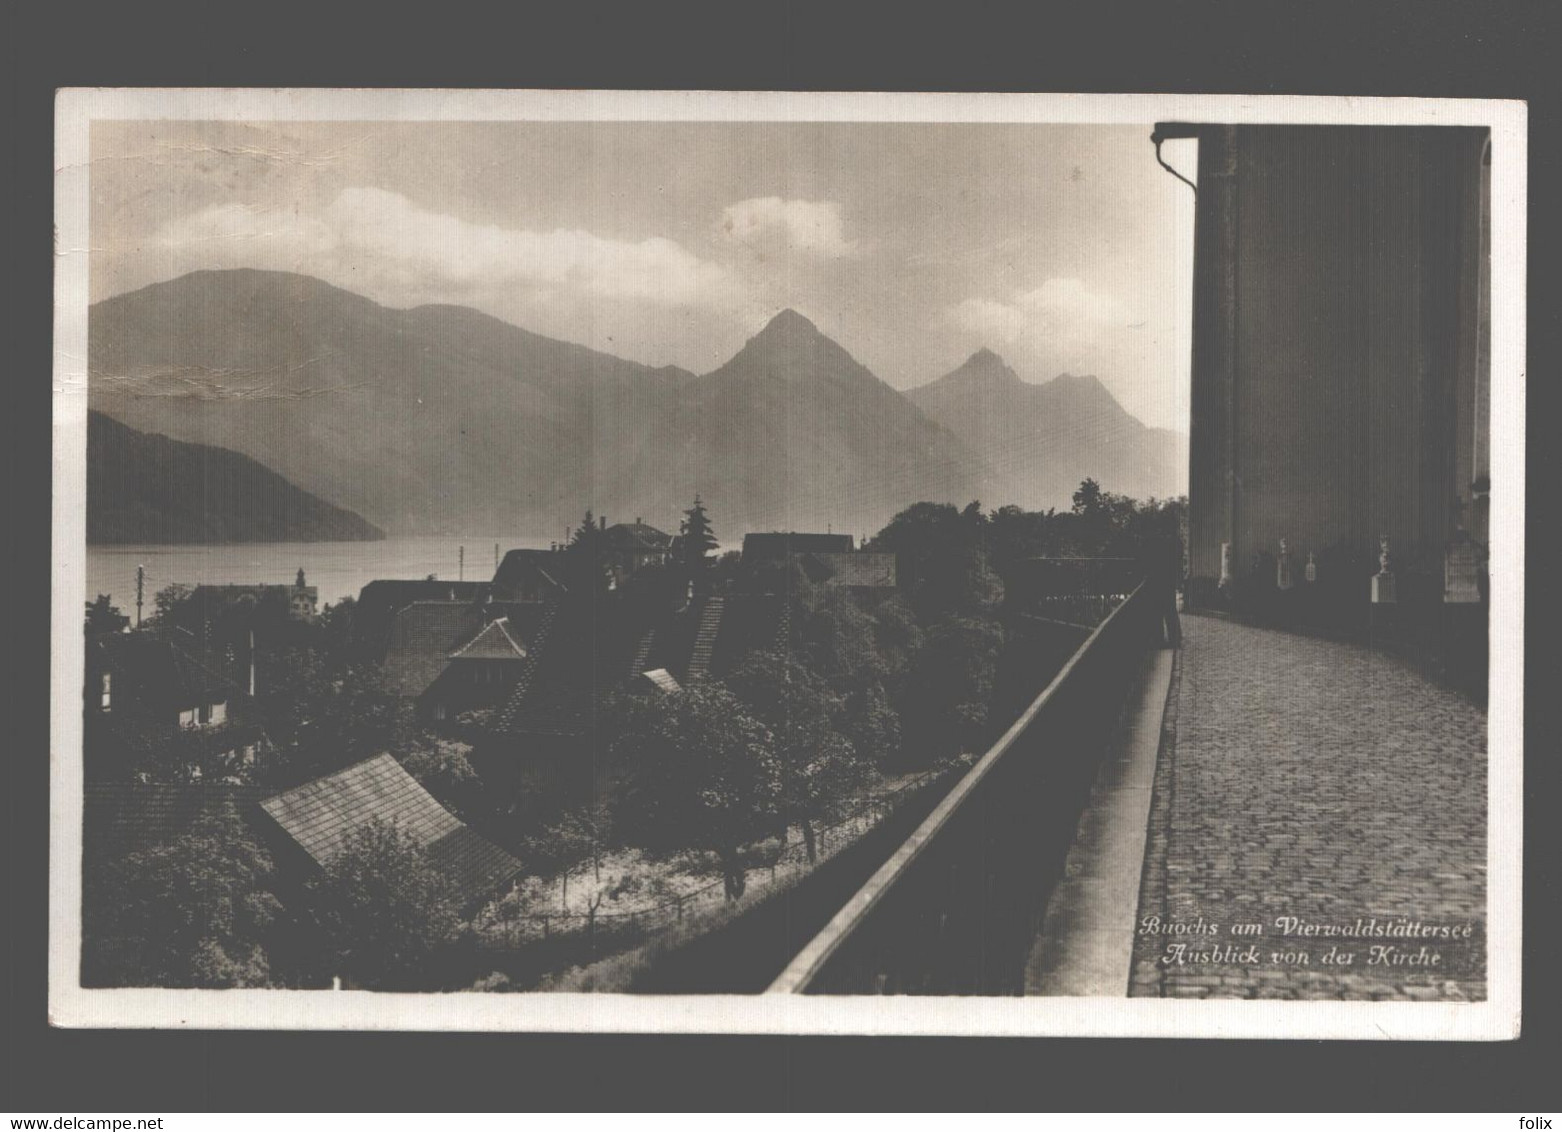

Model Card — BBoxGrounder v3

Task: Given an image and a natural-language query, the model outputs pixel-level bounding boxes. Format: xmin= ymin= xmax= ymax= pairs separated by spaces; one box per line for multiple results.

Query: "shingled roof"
xmin=258 ymin=754 xmax=521 ymax=907
xmin=448 ymin=617 xmax=527 ymax=661
xmin=83 ymin=783 xmax=272 ymax=861
xmin=604 ymin=521 xmax=673 ymax=551
xmin=425 ymin=825 xmax=526 ymax=905
xmin=352 ymin=580 xmax=493 ymax=656
xmin=381 ymin=602 xmax=488 ymax=698
xmin=260 ymin=754 xmax=463 ymax=866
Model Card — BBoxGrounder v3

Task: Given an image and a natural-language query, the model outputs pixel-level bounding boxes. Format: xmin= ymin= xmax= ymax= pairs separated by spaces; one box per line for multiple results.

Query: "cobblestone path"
xmin=1129 ymin=615 xmax=1487 ymax=1000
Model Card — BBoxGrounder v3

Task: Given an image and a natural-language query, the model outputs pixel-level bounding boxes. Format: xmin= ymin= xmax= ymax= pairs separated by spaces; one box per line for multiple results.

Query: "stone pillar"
xmin=1443 ymin=531 xmax=1482 ymax=604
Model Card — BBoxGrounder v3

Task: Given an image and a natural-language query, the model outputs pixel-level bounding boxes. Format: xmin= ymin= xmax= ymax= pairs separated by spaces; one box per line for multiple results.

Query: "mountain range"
xmin=88 ymin=410 xmax=384 ymax=544
xmin=89 ymin=269 xmax=1185 ymax=540
xmin=907 ymin=348 xmax=1187 ymax=513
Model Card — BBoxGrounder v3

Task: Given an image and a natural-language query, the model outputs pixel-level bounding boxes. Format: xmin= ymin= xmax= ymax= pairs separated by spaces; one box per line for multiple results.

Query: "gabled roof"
xmin=448 ymin=617 xmax=527 ymax=661
xmin=424 ymin=826 xmax=524 ymax=907
xmin=742 ymin=532 xmax=855 ymax=560
xmin=90 ymin=631 xmax=243 ymax=710
xmin=491 ymin=549 xmax=569 ymax=598
xmin=83 ymin=783 xmax=272 ymax=860
xmin=604 ymin=521 xmax=673 ymax=550
xmin=258 ymin=754 xmax=523 ymax=907
xmin=259 ymin=753 xmax=463 ymax=867
xmin=382 ymin=602 xmax=488 ymax=698
xmin=493 ymin=593 xmax=789 ymax=739
xmin=352 ymin=580 xmax=493 ymax=654
xmin=357 ymin=579 xmax=493 ymax=608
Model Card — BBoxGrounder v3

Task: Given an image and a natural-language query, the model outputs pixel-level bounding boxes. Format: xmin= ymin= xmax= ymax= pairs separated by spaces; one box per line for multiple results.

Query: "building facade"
xmin=1163 ymin=124 xmax=1490 ymax=603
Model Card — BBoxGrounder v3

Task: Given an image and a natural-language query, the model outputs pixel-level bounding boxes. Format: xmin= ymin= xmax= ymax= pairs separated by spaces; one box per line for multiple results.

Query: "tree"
xmin=725 ymin=650 xmax=873 ymax=863
xmin=83 ymin=803 xmax=280 ymax=988
xmin=565 ymin=509 xmax=611 ymax=594
xmin=1072 ymin=477 xmax=1106 ymax=516
xmin=399 ymin=737 xmax=485 ymax=825
xmin=254 ymin=648 xmax=416 ymax=783
xmin=867 ymin=501 xmax=1000 ymax=618
xmin=148 ymin=583 xmax=195 ymax=628
xmin=318 ymin=595 xmax=358 ymax=659
xmin=308 ymin=818 xmax=462 ymax=990
xmin=902 ymin=613 xmax=1005 ymax=762
xmin=521 ymin=801 xmax=616 ymax=910
xmin=615 ymin=684 xmax=781 ymax=899
xmin=794 ymin=580 xmax=889 ymax=689
xmin=842 ymin=679 xmax=902 ymax=771
xmin=85 ymin=594 xmax=129 ymax=636
xmin=679 ymin=495 xmax=719 ymax=574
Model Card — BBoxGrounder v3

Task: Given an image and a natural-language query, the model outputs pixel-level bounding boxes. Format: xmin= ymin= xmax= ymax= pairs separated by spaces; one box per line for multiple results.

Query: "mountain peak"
xmin=961 ymin=347 xmax=1020 ymax=378
xmin=755 ymin=308 xmax=821 ymax=337
xmin=919 ymin=346 xmax=1023 ymax=393
xmin=1047 ymin=371 xmax=1109 ymax=394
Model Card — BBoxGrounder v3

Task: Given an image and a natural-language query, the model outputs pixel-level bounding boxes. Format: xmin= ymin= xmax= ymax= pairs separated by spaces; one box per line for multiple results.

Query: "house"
xmin=739 ymin=532 xmax=896 ymax=594
xmin=474 ymin=589 xmax=788 ymax=819
xmin=86 ymin=630 xmax=241 ymax=729
xmin=603 ymin=518 xmax=674 ymax=586
xmin=187 ymin=570 xmax=318 ymax=626
xmin=491 ymin=548 xmax=569 ymax=603
xmin=83 ymin=631 xmax=267 ymax=779
xmin=256 ymin=753 xmax=522 ymax=912
xmin=741 ymin=531 xmax=856 ymax=563
xmin=351 ymin=579 xmax=494 ymax=657
xmin=381 ymin=602 xmax=539 ymax=722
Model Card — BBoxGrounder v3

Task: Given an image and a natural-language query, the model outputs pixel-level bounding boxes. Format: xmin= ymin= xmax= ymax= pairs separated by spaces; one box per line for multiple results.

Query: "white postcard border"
xmin=51 ymin=88 xmax=1526 ymax=1038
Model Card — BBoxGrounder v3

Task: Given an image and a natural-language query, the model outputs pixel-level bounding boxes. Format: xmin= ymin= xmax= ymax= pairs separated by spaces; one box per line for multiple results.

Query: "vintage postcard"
xmin=51 ymin=89 xmax=1525 ymax=1037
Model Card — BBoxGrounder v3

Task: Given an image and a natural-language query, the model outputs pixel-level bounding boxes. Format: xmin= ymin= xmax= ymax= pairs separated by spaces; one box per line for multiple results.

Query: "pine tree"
xmin=566 ymin=509 xmax=610 ymax=592
xmin=680 ymin=495 xmax=718 ymax=571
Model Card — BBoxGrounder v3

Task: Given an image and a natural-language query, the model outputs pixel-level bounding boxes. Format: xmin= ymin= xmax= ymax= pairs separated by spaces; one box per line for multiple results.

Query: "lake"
xmin=85 ymin=535 xmax=555 ymax=613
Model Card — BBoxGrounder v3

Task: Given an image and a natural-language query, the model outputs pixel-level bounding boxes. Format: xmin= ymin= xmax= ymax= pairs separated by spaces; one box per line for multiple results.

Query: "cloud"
xmin=949 ymin=277 xmax=1123 ymax=346
xmin=947 ymin=276 xmax=1162 ymax=410
xmin=152 ymin=202 xmax=336 ymax=259
xmin=719 ymin=197 xmax=856 ymax=258
xmin=151 ymin=188 xmax=737 ymax=308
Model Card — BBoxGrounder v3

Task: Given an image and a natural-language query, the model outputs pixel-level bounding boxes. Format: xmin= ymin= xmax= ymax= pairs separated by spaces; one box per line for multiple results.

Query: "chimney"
xmin=600 ymin=515 xmax=607 ymax=531
xmin=636 ymin=517 xmax=642 ymax=526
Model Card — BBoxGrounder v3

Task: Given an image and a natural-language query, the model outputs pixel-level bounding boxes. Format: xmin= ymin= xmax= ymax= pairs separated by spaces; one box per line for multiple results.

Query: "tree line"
xmin=82 ymin=484 xmax=1186 ymax=989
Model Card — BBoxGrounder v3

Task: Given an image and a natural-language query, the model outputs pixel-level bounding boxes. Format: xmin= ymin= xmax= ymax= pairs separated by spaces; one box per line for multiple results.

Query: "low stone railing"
xmin=768 ymin=579 xmax=1155 ymax=995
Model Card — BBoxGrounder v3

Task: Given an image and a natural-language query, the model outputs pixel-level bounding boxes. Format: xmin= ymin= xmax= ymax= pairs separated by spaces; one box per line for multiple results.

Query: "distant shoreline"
xmin=87 ymin=533 xmax=389 ymax=547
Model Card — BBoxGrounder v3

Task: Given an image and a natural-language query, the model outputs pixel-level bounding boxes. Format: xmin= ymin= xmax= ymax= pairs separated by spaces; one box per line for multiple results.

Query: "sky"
xmin=90 ymin=121 xmax=1196 ymax=431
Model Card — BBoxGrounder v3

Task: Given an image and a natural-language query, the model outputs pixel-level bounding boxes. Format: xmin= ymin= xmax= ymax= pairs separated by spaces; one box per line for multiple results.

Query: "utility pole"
xmin=459 ymin=545 xmax=465 ymax=581
xmin=494 ymin=543 xmax=499 ymax=571
xmin=135 ymin=564 xmax=145 ymax=628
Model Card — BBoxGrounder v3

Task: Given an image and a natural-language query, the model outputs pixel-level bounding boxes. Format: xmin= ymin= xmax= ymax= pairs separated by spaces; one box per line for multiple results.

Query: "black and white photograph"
xmin=49 ymin=90 xmax=1524 ymax=1038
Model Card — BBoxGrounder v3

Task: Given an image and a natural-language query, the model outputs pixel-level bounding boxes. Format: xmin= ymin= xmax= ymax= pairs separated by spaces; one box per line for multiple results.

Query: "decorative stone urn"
xmin=1371 ymin=535 xmax=1397 ymax=604
xmin=1276 ymin=538 xmax=1294 ymax=591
